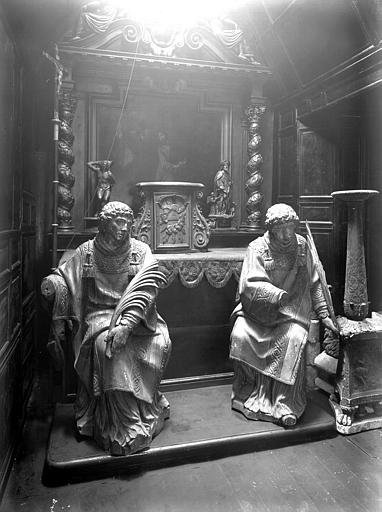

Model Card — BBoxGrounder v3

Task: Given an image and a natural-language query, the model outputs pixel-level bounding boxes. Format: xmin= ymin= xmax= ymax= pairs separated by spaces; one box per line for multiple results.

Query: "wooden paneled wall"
xmin=0 ymin=11 xmax=37 ymax=500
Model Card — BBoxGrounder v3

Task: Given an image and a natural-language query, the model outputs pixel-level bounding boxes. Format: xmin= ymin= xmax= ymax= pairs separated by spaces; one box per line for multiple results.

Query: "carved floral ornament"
xmin=67 ymin=2 xmax=260 ymax=65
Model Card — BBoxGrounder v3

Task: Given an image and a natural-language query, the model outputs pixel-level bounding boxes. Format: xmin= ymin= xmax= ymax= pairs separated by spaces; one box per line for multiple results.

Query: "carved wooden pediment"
xmin=62 ymin=2 xmax=262 ymax=68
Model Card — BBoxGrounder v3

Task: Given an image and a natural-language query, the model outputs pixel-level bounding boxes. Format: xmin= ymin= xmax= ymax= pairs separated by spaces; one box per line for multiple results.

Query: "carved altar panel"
xmin=155 ymin=193 xmax=191 ymax=250
xmin=135 ymin=182 xmax=210 ymax=253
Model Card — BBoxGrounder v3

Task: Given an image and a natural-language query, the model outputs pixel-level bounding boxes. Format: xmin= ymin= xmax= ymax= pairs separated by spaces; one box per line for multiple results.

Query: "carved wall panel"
xmin=0 ymin=237 xmax=8 ymax=278
xmin=9 ymin=278 xmax=21 ymax=339
xmin=278 ymin=131 xmax=297 ymax=201
xmin=300 ymin=203 xmax=333 ymax=223
xmin=21 ymin=235 xmax=35 ymax=300
xmin=279 ymin=108 xmax=295 ymax=130
xmin=0 ymin=288 xmax=8 ymax=354
xmin=0 ymin=15 xmax=37 ymax=498
xmin=0 ymin=346 xmax=20 ymax=492
xmin=299 ymin=128 xmax=335 ymax=196
xmin=10 ymin=236 xmax=20 ymax=269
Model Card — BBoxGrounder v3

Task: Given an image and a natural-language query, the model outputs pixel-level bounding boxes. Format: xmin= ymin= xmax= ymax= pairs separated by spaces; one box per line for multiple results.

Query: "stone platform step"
xmin=43 ymin=384 xmax=336 ymax=485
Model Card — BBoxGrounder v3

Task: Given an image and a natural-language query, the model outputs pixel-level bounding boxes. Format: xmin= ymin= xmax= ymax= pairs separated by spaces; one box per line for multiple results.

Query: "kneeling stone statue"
xmin=42 ymin=201 xmax=171 ymax=455
xmin=230 ymin=203 xmax=338 ymax=427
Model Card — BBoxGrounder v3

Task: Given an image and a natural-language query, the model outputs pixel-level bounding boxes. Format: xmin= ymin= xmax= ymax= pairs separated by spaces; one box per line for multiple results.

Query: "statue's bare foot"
xmin=280 ymin=414 xmax=297 ymax=428
xmin=337 ymin=412 xmax=352 ymax=427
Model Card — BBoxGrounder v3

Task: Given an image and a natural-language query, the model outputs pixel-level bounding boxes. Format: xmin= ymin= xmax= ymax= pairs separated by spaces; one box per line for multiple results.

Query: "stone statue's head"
xmin=102 ymin=160 xmax=113 ymax=170
xmin=266 ymin=204 xmax=299 ymax=248
xmin=98 ymin=201 xmax=134 ymax=241
xmin=220 ymin=160 xmax=230 ymax=171
xmin=158 ymin=131 xmax=168 ymax=144
xmin=265 ymin=203 xmax=299 ymax=231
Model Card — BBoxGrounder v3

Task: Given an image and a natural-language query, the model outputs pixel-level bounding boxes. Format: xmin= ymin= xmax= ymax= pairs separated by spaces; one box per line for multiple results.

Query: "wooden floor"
xmin=1 ymin=399 xmax=382 ymax=511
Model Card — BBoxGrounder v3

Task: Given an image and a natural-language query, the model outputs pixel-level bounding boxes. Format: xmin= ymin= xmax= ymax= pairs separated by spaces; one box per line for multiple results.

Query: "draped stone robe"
xmin=230 ymin=232 xmax=328 ymax=420
xmin=51 ymin=236 xmax=171 ymax=454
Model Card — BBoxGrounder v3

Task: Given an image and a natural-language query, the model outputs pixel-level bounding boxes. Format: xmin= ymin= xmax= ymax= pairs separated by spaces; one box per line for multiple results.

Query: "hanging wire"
xmin=106 ymin=47 xmax=138 ymax=160
xmin=57 ymin=40 xmax=140 ymax=262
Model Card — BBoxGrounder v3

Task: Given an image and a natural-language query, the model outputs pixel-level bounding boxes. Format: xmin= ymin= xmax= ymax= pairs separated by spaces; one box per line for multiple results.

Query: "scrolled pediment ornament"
xmin=66 ymin=2 xmax=261 ymax=65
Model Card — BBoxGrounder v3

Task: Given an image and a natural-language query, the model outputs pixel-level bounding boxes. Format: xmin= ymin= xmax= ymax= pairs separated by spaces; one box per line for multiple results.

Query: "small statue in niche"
xmin=230 ymin=203 xmax=338 ymax=427
xmin=42 ymin=202 xmax=171 ymax=455
xmin=156 ymin=131 xmax=187 ymax=181
xmin=87 ymin=160 xmax=116 ymax=214
xmin=207 ymin=160 xmax=235 ymax=228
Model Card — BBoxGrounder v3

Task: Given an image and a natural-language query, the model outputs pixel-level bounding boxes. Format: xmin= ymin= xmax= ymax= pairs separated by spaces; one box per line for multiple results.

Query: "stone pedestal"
xmin=328 ymin=189 xmax=381 ymax=434
xmin=332 ymin=189 xmax=378 ymax=319
xmin=134 ymin=182 xmax=211 ymax=253
xmin=329 ymin=313 xmax=382 ymax=434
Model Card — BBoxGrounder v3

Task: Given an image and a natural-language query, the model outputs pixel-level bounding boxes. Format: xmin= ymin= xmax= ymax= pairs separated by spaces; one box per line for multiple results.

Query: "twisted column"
xmin=245 ymin=104 xmax=266 ymax=227
xmin=57 ymin=88 xmax=77 ymax=230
